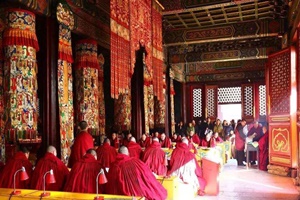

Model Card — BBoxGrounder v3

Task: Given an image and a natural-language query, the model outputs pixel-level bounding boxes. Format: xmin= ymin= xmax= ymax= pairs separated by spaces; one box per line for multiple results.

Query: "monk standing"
xmin=96 ymin=138 xmax=117 ymax=168
xmin=68 ymin=121 xmax=94 ymax=168
xmin=64 ymin=149 xmax=105 ymax=193
xmin=106 ymin=146 xmax=167 ymax=200
xmin=30 ymin=146 xmax=69 ymax=191
xmin=0 ymin=147 xmax=32 ymax=189
xmin=258 ymin=126 xmax=269 ymax=171
xmin=141 ymin=137 xmax=167 ymax=176
xmin=167 ymin=138 xmax=206 ymax=196
xmin=127 ymin=137 xmax=142 ymax=159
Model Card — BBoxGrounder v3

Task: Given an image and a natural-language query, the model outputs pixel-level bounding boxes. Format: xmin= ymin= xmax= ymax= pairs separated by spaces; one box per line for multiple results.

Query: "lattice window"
xmin=218 ymin=87 xmax=241 ymax=103
xmin=259 ymin=85 xmax=266 ymax=116
xmin=193 ymin=88 xmax=202 ymax=117
xmin=207 ymin=88 xmax=216 ymax=117
xmin=243 ymin=86 xmax=253 ymax=116
xmin=270 ymin=50 xmax=290 ymax=114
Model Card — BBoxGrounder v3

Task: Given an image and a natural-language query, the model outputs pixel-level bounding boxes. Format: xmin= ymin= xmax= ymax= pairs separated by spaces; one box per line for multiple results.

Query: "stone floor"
xmin=196 ymin=159 xmax=300 ymax=200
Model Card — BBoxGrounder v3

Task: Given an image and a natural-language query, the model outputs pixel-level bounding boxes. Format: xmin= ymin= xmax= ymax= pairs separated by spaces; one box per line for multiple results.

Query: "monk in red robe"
xmin=96 ymin=138 xmax=117 ymax=168
xmin=64 ymin=149 xmax=105 ymax=193
xmin=235 ymin=119 xmax=247 ymax=166
xmin=0 ymin=147 xmax=32 ymax=189
xmin=209 ymin=132 xmax=224 ymax=147
xmin=189 ymin=130 xmax=201 ymax=146
xmin=258 ymin=126 xmax=269 ymax=171
xmin=122 ymin=133 xmax=132 ymax=147
xmin=160 ymin=133 xmax=171 ymax=148
xmin=106 ymin=146 xmax=167 ymax=200
xmin=127 ymin=137 xmax=142 ymax=159
xmin=68 ymin=121 xmax=94 ymax=168
xmin=141 ymin=137 xmax=167 ymax=176
xmin=167 ymin=138 xmax=206 ymax=196
xmin=138 ymin=133 xmax=151 ymax=148
xmin=30 ymin=146 xmax=69 ymax=191
xmin=110 ymin=132 xmax=119 ymax=148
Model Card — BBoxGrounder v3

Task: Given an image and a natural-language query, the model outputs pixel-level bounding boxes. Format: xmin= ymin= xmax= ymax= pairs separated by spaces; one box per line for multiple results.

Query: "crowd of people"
xmin=0 ymin=118 xmax=269 ymax=199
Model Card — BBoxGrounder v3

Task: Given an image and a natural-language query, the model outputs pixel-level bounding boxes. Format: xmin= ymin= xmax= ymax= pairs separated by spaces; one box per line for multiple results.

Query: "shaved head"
xmin=47 ymin=145 xmax=57 ymax=156
xmin=182 ymin=138 xmax=189 ymax=145
xmin=130 ymin=137 xmax=136 ymax=142
xmin=118 ymin=146 xmax=129 ymax=156
xmin=86 ymin=149 xmax=97 ymax=159
xmin=152 ymin=137 xmax=159 ymax=142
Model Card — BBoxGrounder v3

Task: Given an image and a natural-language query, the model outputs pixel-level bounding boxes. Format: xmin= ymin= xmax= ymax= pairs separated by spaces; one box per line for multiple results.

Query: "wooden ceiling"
xmin=162 ymin=0 xmax=288 ymax=29
xmin=160 ymin=0 xmax=290 ymax=81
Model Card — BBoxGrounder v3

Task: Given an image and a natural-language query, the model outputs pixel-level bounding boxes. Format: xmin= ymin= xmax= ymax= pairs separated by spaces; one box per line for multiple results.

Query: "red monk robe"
xmin=258 ymin=127 xmax=269 ymax=171
xmin=141 ymin=140 xmax=167 ymax=176
xmin=0 ymin=151 xmax=33 ymax=189
xmin=96 ymin=139 xmax=117 ymax=168
xmin=30 ymin=152 xmax=69 ymax=191
xmin=106 ymin=147 xmax=167 ymax=200
xmin=127 ymin=138 xmax=142 ymax=159
xmin=167 ymin=140 xmax=206 ymax=195
xmin=64 ymin=152 xmax=104 ymax=193
xmin=160 ymin=133 xmax=171 ymax=148
xmin=138 ymin=134 xmax=151 ymax=148
xmin=68 ymin=130 xmax=94 ymax=168
xmin=190 ymin=131 xmax=201 ymax=145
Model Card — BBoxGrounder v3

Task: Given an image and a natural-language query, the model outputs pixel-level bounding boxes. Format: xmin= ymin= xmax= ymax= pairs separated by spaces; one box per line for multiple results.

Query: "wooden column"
xmin=37 ymin=16 xmax=59 ymax=157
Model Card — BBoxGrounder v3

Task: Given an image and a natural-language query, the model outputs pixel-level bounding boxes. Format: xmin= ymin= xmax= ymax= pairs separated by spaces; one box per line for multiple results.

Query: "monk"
xmin=0 ymin=147 xmax=32 ymax=189
xmin=209 ymin=132 xmax=224 ymax=147
xmin=167 ymin=138 xmax=206 ymax=196
xmin=64 ymin=149 xmax=105 ymax=193
xmin=247 ymin=121 xmax=263 ymax=165
xmin=106 ymin=146 xmax=167 ymax=200
xmin=258 ymin=126 xmax=269 ymax=171
xmin=189 ymin=130 xmax=201 ymax=146
xmin=122 ymin=133 xmax=132 ymax=147
xmin=30 ymin=146 xmax=69 ymax=191
xmin=160 ymin=133 xmax=171 ymax=148
xmin=138 ymin=133 xmax=151 ymax=148
xmin=127 ymin=137 xmax=142 ymax=159
xmin=110 ymin=132 xmax=119 ymax=148
xmin=141 ymin=137 xmax=167 ymax=176
xmin=68 ymin=120 xmax=94 ymax=168
xmin=96 ymin=138 xmax=117 ymax=168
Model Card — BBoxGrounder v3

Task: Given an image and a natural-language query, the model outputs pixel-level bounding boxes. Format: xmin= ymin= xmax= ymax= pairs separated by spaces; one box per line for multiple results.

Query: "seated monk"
xmin=122 ymin=133 xmax=132 ymax=147
xmin=0 ymin=147 xmax=32 ymax=189
xmin=68 ymin=121 xmax=94 ymax=168
xmin=106 ymin=146 xmax=167 ymax=200
xmin=30 ymin=146 xmax=69 ymax=191
xmin=189 ymin=130 xmax=201 ymax=146
xmin=141 ymin=137 xmax=167 ymax=176
xmin=138 ymin=133 xmax=151 ymax=148
xmin=159 ymin=133 xmax=171 ymax=148
xmin=127 ymin=137 xmax=142 ymax=159
xmin=96 ymin=138 xmax=117 ymax=168
xmin=110 ymin=132 xmax=119 ymax=148
xmin=64 ymin=149 xmax=105 ymax=193
xmin=171 ymin=133 xmax=181 ymax=143
xmin=209 ymin=132 xmax=224 ymax=147
xmin=167 ymin=138 xmax=206 ymax=196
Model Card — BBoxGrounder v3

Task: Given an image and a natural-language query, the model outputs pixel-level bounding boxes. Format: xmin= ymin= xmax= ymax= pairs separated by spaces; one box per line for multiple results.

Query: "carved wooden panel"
xmin=269 ymin=49 xmax=290 ymax=115
xmin=241 ymin=84 xmax=254 ymax=121
xmin=205 ymin=85 xmax=217 ymax=120
xmin=267 ymin=47 xmax=298 ymax=168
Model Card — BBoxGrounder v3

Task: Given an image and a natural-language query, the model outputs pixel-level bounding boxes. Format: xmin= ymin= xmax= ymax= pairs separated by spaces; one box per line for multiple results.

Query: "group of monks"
xmin=0 ymin=121 xmax=207 ymax=199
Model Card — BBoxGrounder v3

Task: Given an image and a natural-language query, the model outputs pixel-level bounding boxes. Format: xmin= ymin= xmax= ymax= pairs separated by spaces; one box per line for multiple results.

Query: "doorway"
xmin=217 ymin=104 xmax=241 ymax=122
